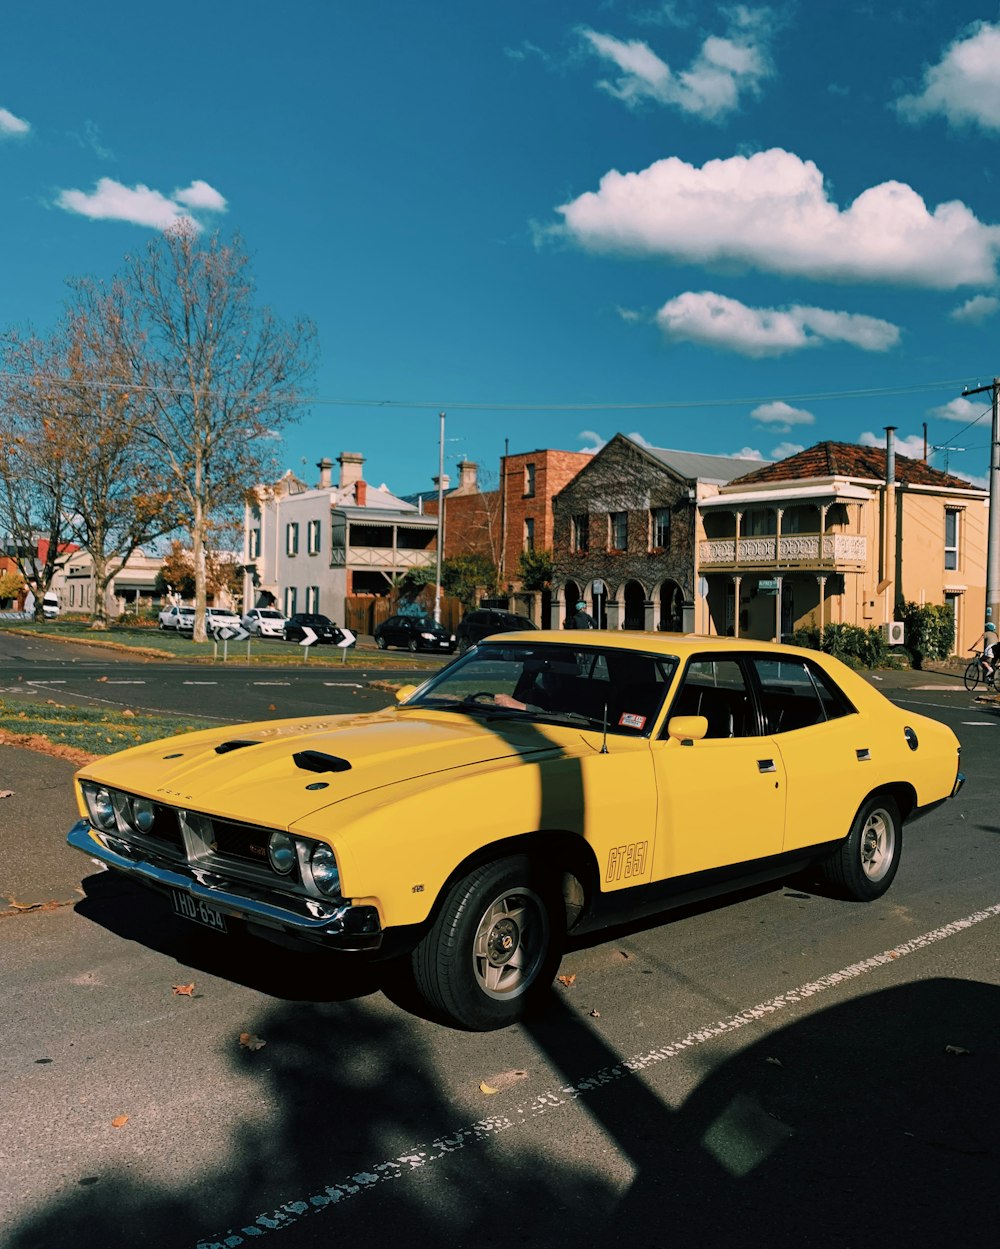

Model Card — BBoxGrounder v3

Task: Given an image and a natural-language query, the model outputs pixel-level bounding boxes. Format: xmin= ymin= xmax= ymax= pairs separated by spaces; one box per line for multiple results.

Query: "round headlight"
xmin=86 ymin=785 xmax=116 ymax=831
xmin=268 ymin=831 xmax=296 ymax=875
xmin=310 ymin=843 xmax=341 ymax=896
xmin=130 ymin=796 xmax=155 ymax=833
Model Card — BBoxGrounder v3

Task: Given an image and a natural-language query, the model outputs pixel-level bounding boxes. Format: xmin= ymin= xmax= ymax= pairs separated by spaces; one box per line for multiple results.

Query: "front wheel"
xmin=410 ymin=856 xmax=563 ymax=1030
xmin=376 ymin=635 xmax=388 ymax=650
xmin=407 ymin=638 xmax=418 ymax=653
xmin=820 ymin=794 xmax=902 ymax=901
xmin=964 ymin=661 xmax=980 ymax=692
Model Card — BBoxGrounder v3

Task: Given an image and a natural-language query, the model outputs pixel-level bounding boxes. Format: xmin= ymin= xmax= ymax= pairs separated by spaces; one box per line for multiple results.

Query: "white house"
xmin=243 ymin=452 xmax=439 ymax=622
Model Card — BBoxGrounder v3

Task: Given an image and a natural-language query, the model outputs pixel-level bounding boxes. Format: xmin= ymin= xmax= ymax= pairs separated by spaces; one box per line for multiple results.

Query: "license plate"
xmin=171 ymin=889 xmax=227 ymax=933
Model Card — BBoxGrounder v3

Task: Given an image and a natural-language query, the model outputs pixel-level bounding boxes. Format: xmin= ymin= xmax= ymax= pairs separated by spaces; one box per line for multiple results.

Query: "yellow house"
xmin=695 ymin=436 xmax=987 ymax=653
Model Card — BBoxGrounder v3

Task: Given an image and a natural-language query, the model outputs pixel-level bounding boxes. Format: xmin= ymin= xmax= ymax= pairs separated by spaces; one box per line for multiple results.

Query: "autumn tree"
xmin=155 ymin=538 xmax=242 ymax=602
xmin=122 ymin=224 xmax=317 ymax=641
xmin=442 ymin=552 xmax=498 ymax=609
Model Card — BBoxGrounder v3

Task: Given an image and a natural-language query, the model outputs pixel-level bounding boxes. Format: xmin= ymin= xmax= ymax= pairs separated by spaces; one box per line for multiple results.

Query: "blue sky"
xmin=4 ymin=2 xmax=1000 ymax=495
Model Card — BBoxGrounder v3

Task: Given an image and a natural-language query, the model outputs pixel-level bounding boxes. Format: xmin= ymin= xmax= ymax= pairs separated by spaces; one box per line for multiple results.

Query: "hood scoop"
xmin=293 ymin=749 xmax=352 ymax=773
xmin=215 ymin=739 xmax=263 ymax=755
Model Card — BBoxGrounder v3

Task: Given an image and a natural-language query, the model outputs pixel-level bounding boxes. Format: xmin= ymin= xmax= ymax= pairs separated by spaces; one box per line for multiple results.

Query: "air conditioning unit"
xmin=881 ymin=621 xmax=905 ymax=646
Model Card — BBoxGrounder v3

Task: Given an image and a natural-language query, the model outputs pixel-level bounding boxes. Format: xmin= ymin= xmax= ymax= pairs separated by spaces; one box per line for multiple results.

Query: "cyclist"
xmin=974 ymin=620 xmax=999 ymax=681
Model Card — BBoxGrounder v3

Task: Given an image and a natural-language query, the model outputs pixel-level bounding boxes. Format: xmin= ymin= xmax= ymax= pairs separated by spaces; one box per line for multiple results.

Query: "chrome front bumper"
xmin=67 ymin=819 xmax=383 ymax=950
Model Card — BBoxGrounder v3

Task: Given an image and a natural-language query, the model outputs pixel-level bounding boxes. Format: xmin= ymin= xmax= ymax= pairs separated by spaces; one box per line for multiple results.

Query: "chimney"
xmin=355 ymin=480 xmax=367 ymax=507
xmin=453 ymin=460 xmax=479 ymax=495
xmin=337 ymin=451 xmax=365 ymax=488
xmin=432 ymin=473 xmax=450 ymax=494
xmin=317 ymin=457 xmax=333 ymax=489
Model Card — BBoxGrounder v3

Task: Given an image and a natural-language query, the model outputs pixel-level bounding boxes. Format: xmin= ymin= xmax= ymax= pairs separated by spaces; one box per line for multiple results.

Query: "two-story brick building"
xmin=551 ymin=434 xmax=763 ymax=630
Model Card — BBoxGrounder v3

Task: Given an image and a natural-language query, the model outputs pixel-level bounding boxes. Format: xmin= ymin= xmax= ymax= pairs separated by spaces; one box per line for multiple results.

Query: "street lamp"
xmin=434 ymin=411 xmax=445 ymax=624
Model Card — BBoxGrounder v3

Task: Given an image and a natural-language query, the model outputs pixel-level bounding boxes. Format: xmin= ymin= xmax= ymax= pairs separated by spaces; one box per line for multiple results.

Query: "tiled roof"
xmin=729 ymin=441 xmax=979 ymax=490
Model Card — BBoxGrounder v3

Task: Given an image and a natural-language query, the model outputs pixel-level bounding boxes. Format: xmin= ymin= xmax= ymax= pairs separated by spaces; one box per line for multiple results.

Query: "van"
xmin=42 ymin=593 xmax=60 ymax=619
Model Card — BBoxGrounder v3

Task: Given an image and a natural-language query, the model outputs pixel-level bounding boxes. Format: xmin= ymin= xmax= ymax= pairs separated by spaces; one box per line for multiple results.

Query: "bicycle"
xmin=963 ymin=648 xmax=997 ymax=692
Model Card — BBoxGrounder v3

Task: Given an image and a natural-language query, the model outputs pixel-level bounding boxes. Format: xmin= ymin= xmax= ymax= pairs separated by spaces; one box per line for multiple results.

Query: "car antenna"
xmin=601 ymin=702 xmax=609 ymax=754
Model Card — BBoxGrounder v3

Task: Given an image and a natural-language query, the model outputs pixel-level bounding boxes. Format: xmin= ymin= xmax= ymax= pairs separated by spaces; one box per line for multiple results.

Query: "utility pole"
xmin=962 ymin=379 xmax=1000 ymax=624
xmin=433 ymin=411 xmax=445 ymax=624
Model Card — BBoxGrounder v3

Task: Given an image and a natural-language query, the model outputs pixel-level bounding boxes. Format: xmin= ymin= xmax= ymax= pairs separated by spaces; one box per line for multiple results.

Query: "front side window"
xmin=944 ymin=508 xmax=960 ymax=571
xmin=307 ymin=519 xmax=321 ymax=556
xmin=610 ymin=511 xmax=628 ymax=550
xmin=669 ymin=658 xmax=755 ymax=739
xmin=404 ymin=643 xmax=676 ymax=738
xmin=286 ymin=522 xmax=299 ymax=556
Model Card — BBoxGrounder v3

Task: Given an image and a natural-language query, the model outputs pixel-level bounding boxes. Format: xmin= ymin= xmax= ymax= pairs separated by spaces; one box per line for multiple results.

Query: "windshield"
xmin=258 ymin=610 xmax=283 ymax=619
xmin=403 ymin=642 xmax=677 ymax=737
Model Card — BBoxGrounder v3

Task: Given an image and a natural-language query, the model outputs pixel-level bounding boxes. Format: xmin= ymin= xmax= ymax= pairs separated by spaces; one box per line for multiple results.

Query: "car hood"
xmin=77 ymin=708 xmax=567 ymax=828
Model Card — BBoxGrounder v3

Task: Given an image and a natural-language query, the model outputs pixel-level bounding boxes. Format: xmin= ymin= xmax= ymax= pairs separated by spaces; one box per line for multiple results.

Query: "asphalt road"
xmin=1 ymin=635 xmax=998 ymax=1249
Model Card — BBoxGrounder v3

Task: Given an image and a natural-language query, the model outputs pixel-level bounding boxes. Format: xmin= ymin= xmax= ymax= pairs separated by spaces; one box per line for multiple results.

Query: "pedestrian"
xmin=567 ymin=599 xmax=597 ymax=630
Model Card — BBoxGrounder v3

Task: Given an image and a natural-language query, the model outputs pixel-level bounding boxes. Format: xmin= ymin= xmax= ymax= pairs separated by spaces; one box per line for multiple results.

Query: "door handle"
xmin=757 ymin=759 xmax=777 ymax=773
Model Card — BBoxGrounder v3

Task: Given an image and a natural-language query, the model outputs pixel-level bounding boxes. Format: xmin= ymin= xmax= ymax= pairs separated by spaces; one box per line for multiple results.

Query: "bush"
xmin=896 ymin=601 xmax=955 ymax=669
xmin=790 ymin=622 xmax=888 ymax=668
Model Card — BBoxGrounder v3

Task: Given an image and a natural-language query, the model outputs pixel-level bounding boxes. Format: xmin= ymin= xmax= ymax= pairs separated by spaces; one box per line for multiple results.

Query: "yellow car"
xmin=67 ymin=633 xmax=964 ymax=1030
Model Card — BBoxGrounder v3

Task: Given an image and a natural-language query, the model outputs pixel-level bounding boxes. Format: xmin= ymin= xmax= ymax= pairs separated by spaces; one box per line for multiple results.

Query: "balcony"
xmin=699 ymin=533 xmax=866 ymax=571
xmin=332 ymin=546 xmax=436 ymax=570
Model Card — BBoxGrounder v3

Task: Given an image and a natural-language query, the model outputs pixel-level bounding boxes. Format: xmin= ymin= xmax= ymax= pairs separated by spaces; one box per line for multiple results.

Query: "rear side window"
xmin=751 ymin=657 xmax=854 ymax=733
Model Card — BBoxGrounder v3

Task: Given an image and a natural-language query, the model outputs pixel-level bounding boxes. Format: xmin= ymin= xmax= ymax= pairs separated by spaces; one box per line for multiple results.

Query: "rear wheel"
xmin=376 ymin=635 xmax=388 ymax=650
xmin=964 ymin=661 xmax=980 ymax=692
xmin=411 ymin=855 xmax=563 ymax=1030
xmin=407 ymin=638 xmax=418 ymax=653
xmin=820 ymin=794 xmax=902 ymax=901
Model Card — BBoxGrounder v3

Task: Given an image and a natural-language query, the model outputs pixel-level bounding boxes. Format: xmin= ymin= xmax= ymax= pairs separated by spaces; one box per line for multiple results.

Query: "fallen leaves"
xmin=589 ymin=1009 xmax=601 ymax=1019
xmin=557 ymin=973 xmax=577 ymax=988
xmin=239 ymin=1032 xmax=266 ymax=1052
xmin=0 ymin=790 xmax=13 ymax=799
xmin=111 ymin=1115 xmax=129 ymax=1129
xmin=479 ymin=1069 xmax=528 ymax=1095
xmin=171 ymin=983 xmax=195 ymax=997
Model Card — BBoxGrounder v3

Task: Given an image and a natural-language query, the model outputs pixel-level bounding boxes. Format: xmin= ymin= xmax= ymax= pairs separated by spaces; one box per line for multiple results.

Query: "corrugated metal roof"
xmin=643 ymin=445 xmax=770 ymax=483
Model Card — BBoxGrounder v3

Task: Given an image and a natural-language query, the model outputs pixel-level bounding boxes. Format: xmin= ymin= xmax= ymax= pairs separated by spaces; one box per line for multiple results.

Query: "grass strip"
xmin=0 ymin=698 xmax=216 ymax=759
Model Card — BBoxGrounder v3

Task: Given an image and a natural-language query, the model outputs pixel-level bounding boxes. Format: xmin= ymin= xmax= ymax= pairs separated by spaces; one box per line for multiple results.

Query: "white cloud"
xmin=56 ymin=177 xmax=227 ymax=231
xmin=929 ymin=396 xmax=991 ymax=423
xmin=897 ymin=21 xmax=1000 ymax=131
xmin=950 ymin=294 xmax=1000 ymax=323
xmin=771 ymin=441 xmax=805 ymax=459
xmin=859 ymin=430 xmax=926 ymax=459
xmin=579 ymin=9 xmax=772 ymax=121
xmin=557 ymin=148 xmax=1000 ymax=288
xmin=579 ymin=429 xmax=606 ymax=454
xmin=733 ymin=445 xmax=765 ymax=460
xmin=654 ymin=291 xmax=899 ymax=356
xmin=0 ymin=107 xmax=30 ymax=137
xmin=751 ymin=401 xmax=815 ymax=430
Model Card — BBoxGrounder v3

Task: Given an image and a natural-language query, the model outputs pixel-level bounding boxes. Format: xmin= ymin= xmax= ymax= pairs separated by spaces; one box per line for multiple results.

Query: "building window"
xmin=305 ymin=585 xmax=319 ymax=613
xmin=69 ymin=585 xmax=75 ymax=607
xmin=524 ymin=517 xmax=535 ymax=551
xmin=284 ymin=586 xmax=297 ymax=616
xmin=307 ymin=519 xmax=321 ymax=555
xmin=286 ymin=522 xmax=299 ymax=556
xmin=572 ymin=513 xmax=589 ymax=553
xmin=610 ymin=511 xmax=628 ymax=551
xmin=524 ymin=463 xmax=536 ymax=498
xmin=249 ymin=528 xmax=261 ymax=560
xmin=944 ymin=508 xmax=960 ymax=570
xmin=651 ymin=507 xmax=671 ymax=549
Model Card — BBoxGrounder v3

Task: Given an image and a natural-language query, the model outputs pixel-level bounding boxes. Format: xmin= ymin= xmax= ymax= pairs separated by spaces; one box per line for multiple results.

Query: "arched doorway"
xmin=658 ymin=580 xmax=684 ymax=631
xmin=563 ymin=580 xmax=581 ymax=628
xmin=623 ymin=580 xmax=646 ymax=630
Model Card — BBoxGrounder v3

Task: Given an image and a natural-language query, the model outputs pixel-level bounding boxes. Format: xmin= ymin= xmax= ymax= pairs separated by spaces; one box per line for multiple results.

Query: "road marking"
xmin=253 ymin=682 xmax=290 ymax=686
xmin=913 ymin=684 xmax=966 ymax=691
xmin=105 ymin=680 xmax=146 ymax=685
xmin=193 ymin=900 xmax=1000 ymax=1249
xmin=27 ymin=679 xmax=65 ymax=685
xmin=961 ymin=721 xmax=996 ymax=726
xmin=183 ymin=681 xmax=218 ymax=686
xmin=323 ymin=682 xmax=363 ymax=688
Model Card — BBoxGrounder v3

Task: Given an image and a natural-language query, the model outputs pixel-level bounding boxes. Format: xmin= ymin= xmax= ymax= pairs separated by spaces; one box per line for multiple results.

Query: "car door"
xmin=747 ymin=655 xmax=868 ymax=853
xmin=650 ymin=655 xmax=786 ymax=881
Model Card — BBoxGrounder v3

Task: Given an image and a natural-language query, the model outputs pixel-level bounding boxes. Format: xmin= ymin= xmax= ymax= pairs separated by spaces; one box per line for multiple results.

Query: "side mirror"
xmin=395 ymin=684 xmax=418 ymax=704
xmin=666 ymin=715 xmax=708 ymax=744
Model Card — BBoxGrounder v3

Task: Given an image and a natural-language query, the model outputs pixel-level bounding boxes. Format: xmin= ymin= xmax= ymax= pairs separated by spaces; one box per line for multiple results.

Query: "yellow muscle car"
xmin=67 ymin=634 xmax=964 ymax=1030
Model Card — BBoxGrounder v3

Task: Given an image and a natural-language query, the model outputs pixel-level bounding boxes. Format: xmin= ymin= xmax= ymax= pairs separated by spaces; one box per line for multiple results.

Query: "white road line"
xmin=183 ymin=681 xmax=218 ymax=686
xmin=194 ymin=900 xmax=1000 ymax=1249
xmin=105 ymin=680 xmax=146 ymax=685
xmin=253 ymin=682 xmax=290 ymax=686
xmin=961 ymin=721 xmax=996 ymax=726
xmin=323 ymin=682 xmax=363 ymax=688
xmin=27 ymin=679 xmax=65 ymax=685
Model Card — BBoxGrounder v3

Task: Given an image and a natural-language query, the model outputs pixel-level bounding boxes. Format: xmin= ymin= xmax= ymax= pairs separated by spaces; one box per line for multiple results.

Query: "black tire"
xmin=411 ymin=855 xmax=563 ymax=1030
xmin=820 ymin=794 xmax=902 ymax=901
xmin=457 ymin=637 xmax=471 ymax=654
xmin=964 ymin=661 xmax=980 ymax=692
xmin=376 ymin=635 xmax=388 ymax=650
xmin=407 ymin=638 xmax=418 ymax=653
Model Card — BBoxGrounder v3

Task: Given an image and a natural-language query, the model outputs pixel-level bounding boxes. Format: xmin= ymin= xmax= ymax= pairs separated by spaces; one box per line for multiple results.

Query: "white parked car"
xmin=42 ymin=593 xmax=60 ymax=619
xmin=158 ymin=605 xmax=194 ymax=631
xmin=241 ymin=607 xmax=288 ymax=638
xmin=205 ymin=607 xmax=242 ymax=637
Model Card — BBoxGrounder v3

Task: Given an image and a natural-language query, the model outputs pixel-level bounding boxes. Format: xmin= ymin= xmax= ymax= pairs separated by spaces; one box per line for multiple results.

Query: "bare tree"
xmin=123 ymin=224 xmax=317 ymax=641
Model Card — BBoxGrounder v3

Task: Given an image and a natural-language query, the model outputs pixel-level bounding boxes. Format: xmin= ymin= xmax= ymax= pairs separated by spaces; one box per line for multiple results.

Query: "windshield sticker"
xmin=618 ymin=712 xmax=647 ymax=730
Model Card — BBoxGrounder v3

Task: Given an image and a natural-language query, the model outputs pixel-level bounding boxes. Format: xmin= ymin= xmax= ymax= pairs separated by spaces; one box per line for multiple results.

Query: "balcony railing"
xmin=331 ymin=545 xmax=437 ymax=570
xmin=699 ymin=533 xmax=866 ymax=567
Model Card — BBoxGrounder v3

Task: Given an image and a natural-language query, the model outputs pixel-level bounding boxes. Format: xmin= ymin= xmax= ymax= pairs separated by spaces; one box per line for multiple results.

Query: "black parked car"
xmin=455 ymin=608 xmax=537 ymax=653
xmin=374 ymin=614 xmax=456 ymax=654
xmin=283 ymin=613 xmax=340 ymax=644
